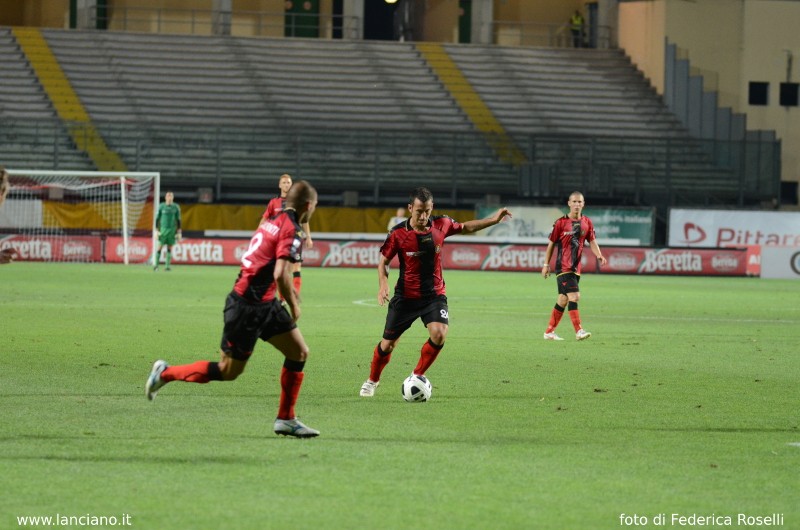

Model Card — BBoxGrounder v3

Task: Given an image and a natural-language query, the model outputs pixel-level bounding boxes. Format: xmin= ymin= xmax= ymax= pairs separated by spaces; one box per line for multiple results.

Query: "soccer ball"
xmin=401 ymin=374 xmax=432 ymax=402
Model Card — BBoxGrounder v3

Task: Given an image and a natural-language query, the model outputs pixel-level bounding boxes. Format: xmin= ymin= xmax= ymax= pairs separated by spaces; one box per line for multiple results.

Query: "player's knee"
xmin=429 ymin=328 xmax=448 ymax=345
xmin=380 ymin=339 xmax=398 ymax=354
xmin=285 ymin=345 xmax=309 ymax=363
xmin=297 ymin=346 xmax=309 ymax=362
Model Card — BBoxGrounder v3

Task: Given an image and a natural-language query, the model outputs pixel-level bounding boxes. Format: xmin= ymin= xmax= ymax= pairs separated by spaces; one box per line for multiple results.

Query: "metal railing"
xmin=490 ymin=21 xmax=613 ymax=49
xmin=80 ymin=5 xmax=612 ymax=49
xmin=0 ymin=119 xmax=780 ymax=209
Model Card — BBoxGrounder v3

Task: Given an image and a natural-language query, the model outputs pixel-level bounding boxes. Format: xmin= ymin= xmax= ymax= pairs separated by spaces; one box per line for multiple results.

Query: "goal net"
xmin=0 ymin=170 xmax=160 ymax=264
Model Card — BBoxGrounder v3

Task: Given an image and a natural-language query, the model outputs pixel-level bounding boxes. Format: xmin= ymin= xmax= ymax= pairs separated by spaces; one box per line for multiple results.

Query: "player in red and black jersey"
xmin=541 ymin=191 xmax=607 ymax=341
xmin=359 ymin=187 xmax=512 ymax=397
xmin=146 ymin=181 xmax=321 ymax=438
xmin=261 ymin=173 xmax=313 ymax=296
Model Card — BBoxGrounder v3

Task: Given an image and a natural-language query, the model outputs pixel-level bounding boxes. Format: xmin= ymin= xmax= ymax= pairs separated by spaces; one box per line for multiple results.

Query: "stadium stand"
xmin=0 ymin=27 xmax=93 ymax=171
xmin=0 ymin=27 xmax=778 ymax=209
xmin=445 ymin=44 xmax=747 ymax=205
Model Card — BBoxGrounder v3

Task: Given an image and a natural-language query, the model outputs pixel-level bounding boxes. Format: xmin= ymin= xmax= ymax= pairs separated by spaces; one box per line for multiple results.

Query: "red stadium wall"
xmin=87 ymin=235 xmax=759 ymax=276
xmin=1 ymin=233 xmax=756 ymax=276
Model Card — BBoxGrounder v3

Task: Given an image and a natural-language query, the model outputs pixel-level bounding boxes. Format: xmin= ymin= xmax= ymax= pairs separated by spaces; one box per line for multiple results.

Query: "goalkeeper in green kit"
xmin=152 ymin=191 xmax=182 ymax=271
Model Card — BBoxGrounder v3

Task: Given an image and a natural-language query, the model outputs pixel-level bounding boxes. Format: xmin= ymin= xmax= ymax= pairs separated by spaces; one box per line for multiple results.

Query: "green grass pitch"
xmin=2 ymin=263 xmax=798 ymax=529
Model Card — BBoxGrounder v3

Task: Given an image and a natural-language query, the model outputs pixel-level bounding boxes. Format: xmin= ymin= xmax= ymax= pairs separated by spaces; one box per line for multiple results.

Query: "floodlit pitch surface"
xmin=2 ymin=264 xmax=798 ymax=529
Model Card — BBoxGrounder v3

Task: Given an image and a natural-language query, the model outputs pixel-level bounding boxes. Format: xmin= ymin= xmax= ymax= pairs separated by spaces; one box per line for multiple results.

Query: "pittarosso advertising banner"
xmin=668 ymin=209 xmax=800 ymax=248
xmin=101 ymin=236 xmax=751 ymax=276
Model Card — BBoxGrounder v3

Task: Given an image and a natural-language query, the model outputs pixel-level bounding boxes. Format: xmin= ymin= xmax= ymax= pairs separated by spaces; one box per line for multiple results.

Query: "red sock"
xmin=277 ymin=367 xmax=304 ymax=420
xmin=293 ymin=273 xmax=302 ymax=294
xmin=161 ymin=361 xmax=220 ymax=383
xmin=414 ymin=339 xmax=443 ymax=375
xmin=546 ymin=305 xmax=565 ymax=333
xmin=369 ymin=344 xmax=391 ymax=382
xmin=569 ymin=309 xmax=582 ymax=331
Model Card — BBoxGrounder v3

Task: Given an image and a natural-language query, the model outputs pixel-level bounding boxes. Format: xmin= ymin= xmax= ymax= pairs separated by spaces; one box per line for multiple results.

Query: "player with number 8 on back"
xmin=145 ymin=180 xmax=320 ymax=438
xmin=359 ymin=186 xmax=512 ymax=398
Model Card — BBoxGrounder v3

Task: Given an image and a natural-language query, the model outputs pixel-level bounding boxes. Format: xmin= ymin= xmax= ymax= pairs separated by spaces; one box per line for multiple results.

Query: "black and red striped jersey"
xmin=380 ymin=216 xmax=463 ymax=299
xmin=548 ymin=214 xmax=596 ymax=275
xmin=261 ymin=196 xmax=285 ymax=220
xmin=233 ymin=209 xmax=304 ymax=302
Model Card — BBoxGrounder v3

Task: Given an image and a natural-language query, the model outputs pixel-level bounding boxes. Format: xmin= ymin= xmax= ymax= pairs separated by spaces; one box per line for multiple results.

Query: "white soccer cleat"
xmin=543 ymin=331 xmax=565 ymax=341
xmin=274 ymin=418 xmax=320 ymax=438
xmin=359 ymin=380 xmax=379 ymax=397
xmin=576 ymin=329 xmax=592 ymax=341
xmin=145 ymin=360 xmax=169 ymax=401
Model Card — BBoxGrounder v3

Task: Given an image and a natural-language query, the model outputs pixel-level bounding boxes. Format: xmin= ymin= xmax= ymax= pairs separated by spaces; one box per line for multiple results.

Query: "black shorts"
xmin=383 ymin=294 xmax=449 ymax=341
xmin=220 ymin=292 xmax=296 ymax=361
xmin=556 ymin=273 xmax=581 ymax=295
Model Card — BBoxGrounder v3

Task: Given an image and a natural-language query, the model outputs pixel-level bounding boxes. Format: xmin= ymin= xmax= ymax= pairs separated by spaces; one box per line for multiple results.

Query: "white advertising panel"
xmin=0 ymin=199 xmax=43 ymax=228
xmin=760 ymin=247 xmax=800 ymax=279
xmin=668 ymin=209 xmax=800 ymax=248
xmin=478 ymin=206 xmax=654 ymax=245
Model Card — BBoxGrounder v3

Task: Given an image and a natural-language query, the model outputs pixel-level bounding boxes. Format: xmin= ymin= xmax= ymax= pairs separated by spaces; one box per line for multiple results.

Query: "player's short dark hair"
xmin=410 ymin=187 xmax=433 ymax=204
xmin=286 ymin=179 xmax=317 ymax=209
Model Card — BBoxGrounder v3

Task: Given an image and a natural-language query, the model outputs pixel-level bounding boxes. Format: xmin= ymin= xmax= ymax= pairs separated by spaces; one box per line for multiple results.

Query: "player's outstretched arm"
xmin=461 ymin=207 xmax=512 ymax=234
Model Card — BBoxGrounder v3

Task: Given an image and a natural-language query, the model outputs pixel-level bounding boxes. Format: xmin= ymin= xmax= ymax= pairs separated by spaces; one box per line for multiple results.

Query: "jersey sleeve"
xmin=262 ymin=198 xmax=278 ymax=220
xmin=432 ymin=216 xmax=462 ymax=238
xmin=176 ymin=205 xmax=182 ymax=229
xmin=446 ymin=216 xmax=463 ymax=237
xmin=585 ymin=217 xmax=596 ymax=242
xmin=548 ymin=218 xmax=561 ymax=243
xmin=379 ymin=231 xmax=398 ymax=260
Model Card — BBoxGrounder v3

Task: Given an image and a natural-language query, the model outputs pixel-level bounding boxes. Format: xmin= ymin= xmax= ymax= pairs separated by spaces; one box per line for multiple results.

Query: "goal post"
xmin=0 ymin=170 xmax=160 ymax=264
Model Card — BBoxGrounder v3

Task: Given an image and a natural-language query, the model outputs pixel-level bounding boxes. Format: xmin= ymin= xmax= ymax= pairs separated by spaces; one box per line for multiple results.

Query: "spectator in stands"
xmin=570 ymin=10 xmax=585 ymax=48
xmin=0 ymin=167 xmax=18 ymax=264
xmin=387 ymin=207 xmax=408 ymax=231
